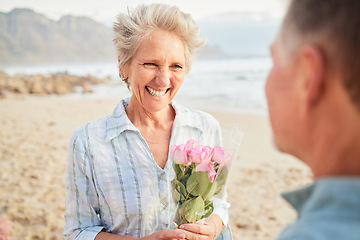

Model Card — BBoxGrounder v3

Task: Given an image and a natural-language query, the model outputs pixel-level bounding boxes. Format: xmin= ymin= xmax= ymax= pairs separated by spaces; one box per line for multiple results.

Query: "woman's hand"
xmin=179 ymin=222 xmax=215 ymax=240
xmin=141 ymin=229 xmax=185 ymax=240
xmin=96 ymin=229 xmax=185 ymax=240
xmin=178 ymin=215 xmax=223 ymax=240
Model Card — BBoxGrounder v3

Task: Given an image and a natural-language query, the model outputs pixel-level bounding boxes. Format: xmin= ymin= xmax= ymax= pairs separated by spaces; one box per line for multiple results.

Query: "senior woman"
xmin=64 ymin=3 xmax=232 ymax=240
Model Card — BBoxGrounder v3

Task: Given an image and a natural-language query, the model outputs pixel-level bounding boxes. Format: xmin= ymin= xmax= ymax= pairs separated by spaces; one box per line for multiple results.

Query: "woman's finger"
xmin=180 ymin=229 xmax=209 ymax=240
xmin=180 ymin=223 xmax=212 ymax=235
xmin=153 ymin=229 xmax=186 ymax=239
xmin=179 ymin=223 xmax=214 ymax=240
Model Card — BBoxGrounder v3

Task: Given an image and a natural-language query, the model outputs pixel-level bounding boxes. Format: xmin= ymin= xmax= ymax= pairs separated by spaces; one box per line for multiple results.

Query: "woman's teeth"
xmin=146 ymin=86 xmax=167 ymax=97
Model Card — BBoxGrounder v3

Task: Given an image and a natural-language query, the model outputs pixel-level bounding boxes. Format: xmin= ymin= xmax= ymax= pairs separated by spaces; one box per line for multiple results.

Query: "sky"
xmin=1 ymin=0 xmax=287 ymax=24
xmin=1 ymin=0 xmax=288 ymax=56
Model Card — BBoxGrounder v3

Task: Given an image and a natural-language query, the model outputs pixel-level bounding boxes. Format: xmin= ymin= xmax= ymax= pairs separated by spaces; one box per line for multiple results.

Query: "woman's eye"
xmin=172 ymin=64 xmax=183 ymax=69
xmin=143 ymin=63 xmax=157 ymax=67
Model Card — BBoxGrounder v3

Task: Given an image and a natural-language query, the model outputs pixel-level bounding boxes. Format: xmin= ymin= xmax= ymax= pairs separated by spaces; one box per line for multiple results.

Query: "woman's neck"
xmin=125 ymin=96 xmax=175 ymax=169
xmin=125 ymin=96 xmax=175 ymax=130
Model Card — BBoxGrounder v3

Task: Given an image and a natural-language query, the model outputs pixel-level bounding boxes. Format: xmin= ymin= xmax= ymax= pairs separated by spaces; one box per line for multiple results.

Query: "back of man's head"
xmin=280 ymin=0 xmax=360 ymax=108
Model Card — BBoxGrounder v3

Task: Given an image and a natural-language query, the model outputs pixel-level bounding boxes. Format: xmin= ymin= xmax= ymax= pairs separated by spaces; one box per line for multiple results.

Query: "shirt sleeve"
xmin=63 ymin=126 xmax=105 ymax=240
xmin=211 ymin=187 xmax=230 ymax=226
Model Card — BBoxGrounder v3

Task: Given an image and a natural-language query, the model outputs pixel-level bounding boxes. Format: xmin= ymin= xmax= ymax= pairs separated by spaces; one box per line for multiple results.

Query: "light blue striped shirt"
xmin=64 ymin=98 xmax=232 ymax=240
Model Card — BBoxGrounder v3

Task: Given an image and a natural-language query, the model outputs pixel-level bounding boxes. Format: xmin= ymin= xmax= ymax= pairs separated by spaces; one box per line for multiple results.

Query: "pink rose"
xmin=188 ymin=145 xmax=212 ymax=164
xmin=195 ymin=161 xmax=216 ymax=183
xmin=185 ymin=139 xmax=201 ymax=149
xmin=212 ymin=146 xmax=232 ymax=165
xmin=171 ymin=144 xmax=189 ymax=164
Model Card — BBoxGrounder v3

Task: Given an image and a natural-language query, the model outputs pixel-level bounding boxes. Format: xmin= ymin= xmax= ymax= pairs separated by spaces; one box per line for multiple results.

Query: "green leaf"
xmin=186 ymin=174 xmax=199 ymax=196
xmin=194 ymin=200 xmax=214 ymax=221
xmin=178 ymin=182 xmax=187 ymax=197
xmin=203 ymin=181 xmax=218 ymax=202
xmin=186 ymin=171 xmax=212 ymax=197
xmin=172 ymin=179 xmax=187 ymax=203
xmin=174 ymin=163 xmax=186 ymax=180
xmin=214 ymin=166 xmax=229 ymax=195
xmin=202 ymin=201 xmax=214 ymax=219
xmin=191 ymin=163 xmax=197 ymax=174
xmin=171 ymin=179 xmax=181 ymax=203
xmin=181 ymin=196 xmax=205 ymax=223
xmin=178 ymin=181 xmax=187 ymax=201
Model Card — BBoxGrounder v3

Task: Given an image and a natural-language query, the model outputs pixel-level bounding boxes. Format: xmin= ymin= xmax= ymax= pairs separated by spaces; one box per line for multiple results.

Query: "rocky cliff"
xmin=0 ymin=8 xmax=116 ymax=65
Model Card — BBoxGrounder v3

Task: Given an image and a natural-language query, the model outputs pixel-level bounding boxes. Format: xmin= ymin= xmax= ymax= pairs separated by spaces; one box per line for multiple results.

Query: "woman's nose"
xmin=155 ymin=68 xmax=171 ymax=86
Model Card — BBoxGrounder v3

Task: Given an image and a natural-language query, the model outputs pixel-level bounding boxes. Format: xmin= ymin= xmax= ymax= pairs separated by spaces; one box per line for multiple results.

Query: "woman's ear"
xmin=119 ymin=67 xmax=127 ymax=80
xmin=118 ymin=56 xmax=129 ymax=80
xmin=119 ymin=66 xmax=128 ymax=81
xmin=297 ymin=44 xmax=326 ymax=108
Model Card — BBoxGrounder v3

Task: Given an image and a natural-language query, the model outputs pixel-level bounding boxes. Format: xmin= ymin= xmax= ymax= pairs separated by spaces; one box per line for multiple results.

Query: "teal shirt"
xmin=277 ymin=178 xmax=360 ymax=240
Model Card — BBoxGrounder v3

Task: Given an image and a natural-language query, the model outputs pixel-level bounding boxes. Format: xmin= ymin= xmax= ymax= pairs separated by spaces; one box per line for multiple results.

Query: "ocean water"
xmin=3 ymin=57 xmax=272 ymax=115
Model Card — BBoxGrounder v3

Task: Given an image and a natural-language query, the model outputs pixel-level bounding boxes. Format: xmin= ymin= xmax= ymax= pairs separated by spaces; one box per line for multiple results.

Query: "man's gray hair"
xmin=280 ymin=0 xmax=360 ymax=107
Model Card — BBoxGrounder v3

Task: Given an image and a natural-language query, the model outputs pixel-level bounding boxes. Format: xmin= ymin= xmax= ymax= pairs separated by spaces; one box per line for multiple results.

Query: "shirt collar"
xmin=105 ymin=98 xmax=136 ymax=142
xmin=281 ymin=177 xmax=360 ymax=218
xmin=105 ymin=98 xmax=202 ymax=142
xmin=170 ymin=100 xmax=202 ymax=130
xmin=281 ymin=182 xmax=315 ymax=217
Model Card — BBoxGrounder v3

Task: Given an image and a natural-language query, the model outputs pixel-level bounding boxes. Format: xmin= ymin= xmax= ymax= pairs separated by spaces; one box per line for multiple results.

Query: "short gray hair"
xmin=280 ymin=0 xmax=360 ymax=108
xmin=113 ymin=4 xmax=206 ymax=87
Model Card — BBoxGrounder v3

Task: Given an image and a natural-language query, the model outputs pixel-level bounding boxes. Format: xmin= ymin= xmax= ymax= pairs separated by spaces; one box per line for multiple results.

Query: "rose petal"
xmin=185 ymin=139 xmax=200 ymax=149
xmin=195 ymin=162 xmax=211 ymax=172
xmin=171 ymin=144 xmax=188 ymax=164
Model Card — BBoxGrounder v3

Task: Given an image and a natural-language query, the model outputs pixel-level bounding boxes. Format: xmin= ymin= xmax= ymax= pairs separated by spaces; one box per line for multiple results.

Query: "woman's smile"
xmin=145 ymin=86 xmax=170 ymax=97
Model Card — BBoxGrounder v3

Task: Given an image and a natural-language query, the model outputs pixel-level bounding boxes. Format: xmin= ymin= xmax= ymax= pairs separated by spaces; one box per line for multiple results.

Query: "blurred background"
xmin=1 ymin=1 xmax=313 ymax=240
xmin=0 ymin=0 xmax=287 ymax=114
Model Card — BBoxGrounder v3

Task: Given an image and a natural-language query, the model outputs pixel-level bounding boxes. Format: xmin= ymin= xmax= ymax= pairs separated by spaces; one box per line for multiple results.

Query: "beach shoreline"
xmin=0 ymin=95 xmax=312 ymax=240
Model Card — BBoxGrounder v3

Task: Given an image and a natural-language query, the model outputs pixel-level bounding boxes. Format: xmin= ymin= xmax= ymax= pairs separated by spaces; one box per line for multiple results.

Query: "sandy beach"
xmin=0 ymin=95 xmax=312 ymax=240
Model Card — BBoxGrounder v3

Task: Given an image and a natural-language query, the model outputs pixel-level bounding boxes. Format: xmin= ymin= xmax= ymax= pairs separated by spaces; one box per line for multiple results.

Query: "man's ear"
xmin=298 ymin=44 xmax=326 ymax=107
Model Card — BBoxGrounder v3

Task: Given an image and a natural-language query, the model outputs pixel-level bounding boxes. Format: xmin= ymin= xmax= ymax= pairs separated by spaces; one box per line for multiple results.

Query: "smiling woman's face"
xmin=122 ymin=29 xmax=186 ymax=114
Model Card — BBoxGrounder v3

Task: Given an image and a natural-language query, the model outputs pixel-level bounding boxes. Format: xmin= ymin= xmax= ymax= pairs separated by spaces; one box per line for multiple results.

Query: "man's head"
xmin=275 ymin=0 xmax=360 ymax=106
xmin=265 ymin=0 xmax=360 ymax=172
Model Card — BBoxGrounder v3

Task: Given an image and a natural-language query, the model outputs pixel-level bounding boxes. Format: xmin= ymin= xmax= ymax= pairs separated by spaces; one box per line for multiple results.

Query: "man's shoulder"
xmin=277 ymin=216 xmax=360 ymax=240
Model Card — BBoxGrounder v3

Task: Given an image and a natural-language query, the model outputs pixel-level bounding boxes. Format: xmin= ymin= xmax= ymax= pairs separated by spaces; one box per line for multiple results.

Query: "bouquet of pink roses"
xmin=170 ymin=139 xmax=232 ymax=226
